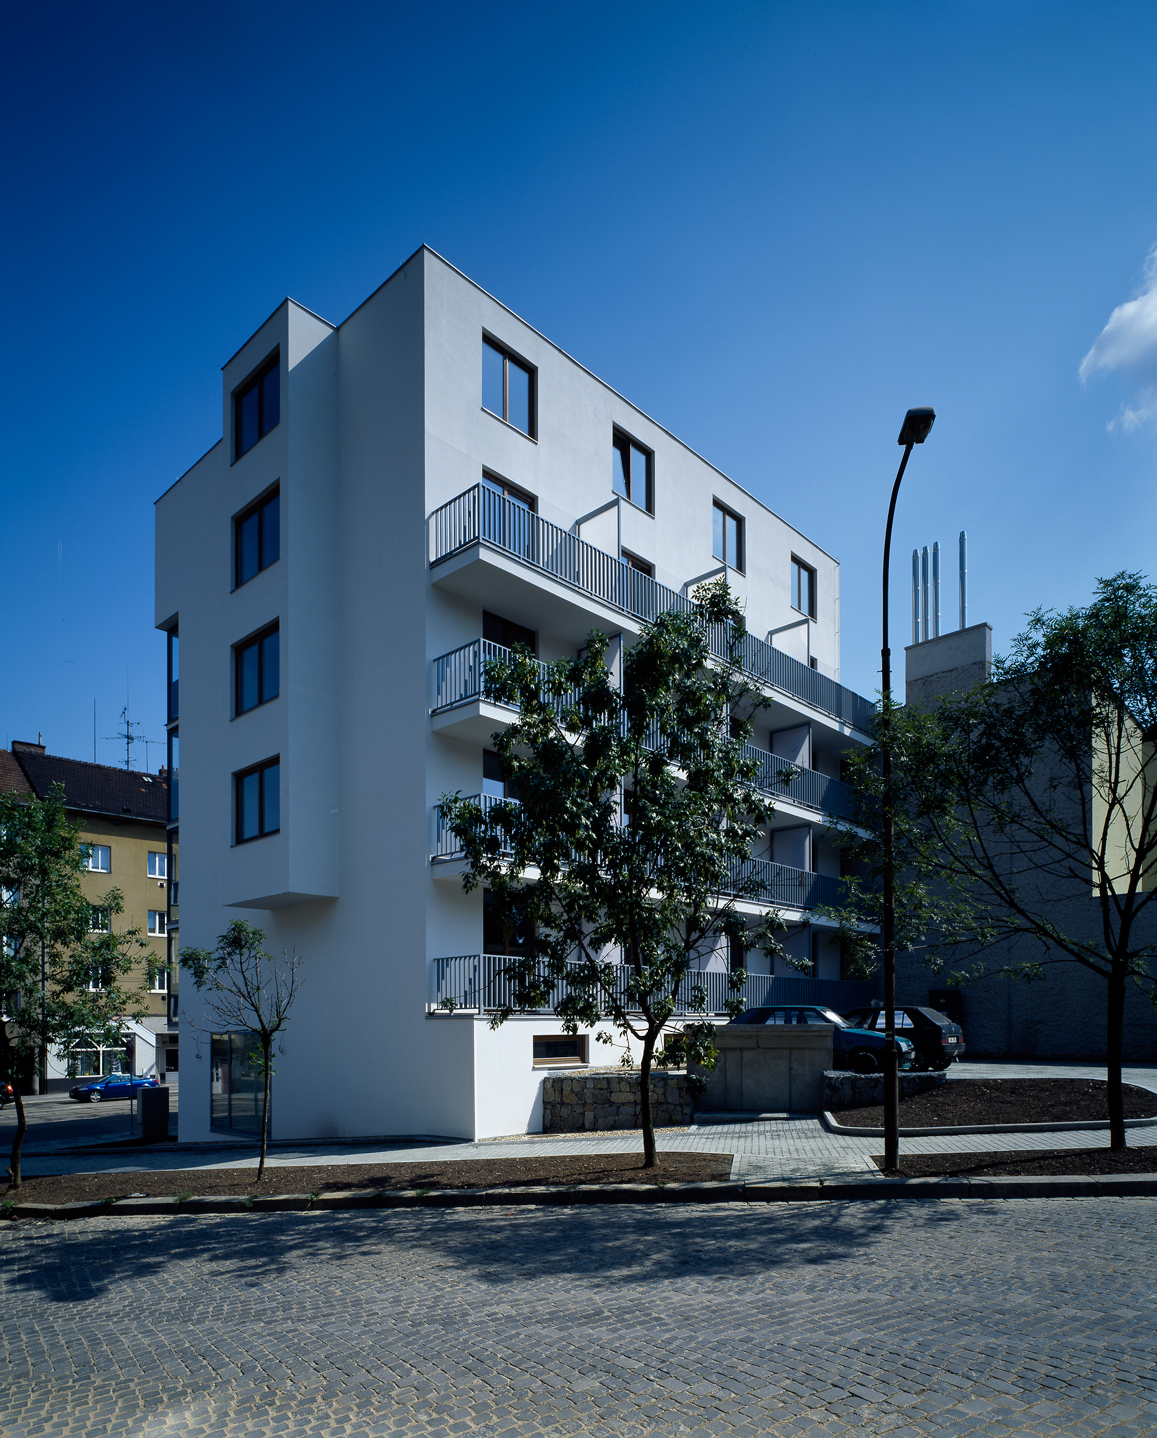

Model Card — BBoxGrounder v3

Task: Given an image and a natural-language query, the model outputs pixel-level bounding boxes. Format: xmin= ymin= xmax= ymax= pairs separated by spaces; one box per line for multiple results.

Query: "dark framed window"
xmin=235 ymin=757 xmax=280 ymax=843
xmin=712 ymin=501 xmax=744 ymax=572
xmin=211 ymin=1032 xmax=265 ymax=1133
xmin=483 ymin=888 xmax=533 ymax=955
xmin=612 ymin=431 xmax=653 ymax=513
xmin=533 ymin=1035 xmax=587 ymax=1066
xmin=234 ymin=352 xmax=280 ymax=460
xmin=482 ymin=336 xmax=535 ymax=437
xmin=621 ymin=550 xmax=653 ymax=576
xmin=235 ymin=624 xmax=279 ymax=714
xmin=791 ymin=556 xmax=816 ymax=618
xmin=167 ymin=628 xmax=179 ymax=722
xmin=234 ymin=488 xmax=280 ymax=588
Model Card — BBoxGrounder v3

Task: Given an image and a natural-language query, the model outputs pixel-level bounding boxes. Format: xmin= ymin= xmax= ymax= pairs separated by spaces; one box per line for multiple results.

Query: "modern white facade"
xmin=156 ymin=246 xmax=876 ymax=1144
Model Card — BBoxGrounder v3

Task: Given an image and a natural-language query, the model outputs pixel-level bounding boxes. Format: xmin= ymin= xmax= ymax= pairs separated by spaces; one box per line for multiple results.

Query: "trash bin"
xmin=139 ymin=1085 xmax=170 ymax=1143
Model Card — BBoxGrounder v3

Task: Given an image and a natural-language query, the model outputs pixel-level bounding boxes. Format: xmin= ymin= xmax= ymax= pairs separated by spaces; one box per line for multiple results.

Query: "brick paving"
xmin=3 ymin=1198 xmax=1157 ymax=1436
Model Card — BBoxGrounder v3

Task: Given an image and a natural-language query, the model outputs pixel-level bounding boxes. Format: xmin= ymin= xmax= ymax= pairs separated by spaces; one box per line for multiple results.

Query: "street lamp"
xmin=880 ymin=406 xmax=935 ymax=1173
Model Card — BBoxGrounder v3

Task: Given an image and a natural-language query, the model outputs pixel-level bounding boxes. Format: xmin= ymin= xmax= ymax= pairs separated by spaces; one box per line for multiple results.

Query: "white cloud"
xmin=1080 ymin=246 xmax=1157 ymax=429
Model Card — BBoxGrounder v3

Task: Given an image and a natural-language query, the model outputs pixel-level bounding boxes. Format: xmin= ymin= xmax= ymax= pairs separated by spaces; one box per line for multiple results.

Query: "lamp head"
xmin=898 ymin=408 xmax=936 ymax=446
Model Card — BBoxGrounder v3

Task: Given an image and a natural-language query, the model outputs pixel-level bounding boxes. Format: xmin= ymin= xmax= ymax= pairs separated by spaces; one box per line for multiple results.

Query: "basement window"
xmin=533 ymin=1035 xmax=588 ymax=1066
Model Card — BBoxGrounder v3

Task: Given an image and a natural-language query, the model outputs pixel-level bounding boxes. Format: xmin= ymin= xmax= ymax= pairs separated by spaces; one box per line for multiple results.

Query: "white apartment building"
xmin=155 ymin=245 xmax=878 ymax=1144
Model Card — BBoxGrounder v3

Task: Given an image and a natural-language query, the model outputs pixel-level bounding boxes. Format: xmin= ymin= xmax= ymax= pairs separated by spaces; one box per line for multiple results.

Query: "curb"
xmin=6 ymin=1174 xmax=1157 ymax=1220
xmin=821 ymin=1109 xmax=1157 ymax=1138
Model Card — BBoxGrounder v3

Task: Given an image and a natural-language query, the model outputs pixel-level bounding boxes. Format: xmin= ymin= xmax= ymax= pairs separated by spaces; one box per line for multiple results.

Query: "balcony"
xmin=431 ymin=645 xmax=857 ymax=822
xmin=429 ymin=484 xmax=876 ymax=733
xmin=432 ymin=797 xmax=843 ymax=912
xmin=428 ymin=953 xmax=879 ymax=1017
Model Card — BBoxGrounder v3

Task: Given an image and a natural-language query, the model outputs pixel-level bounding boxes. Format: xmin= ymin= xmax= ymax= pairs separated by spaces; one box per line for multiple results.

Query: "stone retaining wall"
xmin=824 ymin=1069 xmax=947 ymax=1110
xmin=542 ymin=1069 xmax=693 ymax=1132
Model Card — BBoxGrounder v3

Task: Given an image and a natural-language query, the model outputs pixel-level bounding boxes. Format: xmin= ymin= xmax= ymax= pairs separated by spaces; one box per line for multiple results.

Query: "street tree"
xmin=0 ymin=785 xmax=151 ymax=1187
xmin=834 ymin=572 xmax=1157 ymax=1149
xmin=439 ymin=581 xmax=784 ymax=1168
xmin=181 ymin=921 xmax=302 ymax=1179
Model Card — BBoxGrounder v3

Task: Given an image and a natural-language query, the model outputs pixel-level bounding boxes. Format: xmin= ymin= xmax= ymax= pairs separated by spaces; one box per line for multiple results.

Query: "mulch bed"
xmin=839 ymin=1079 xmax=1156 ymax=1128
xmin=3 ymin=1151 xmax=732 ymax=1207
xmin=873 ymin=1147 xmax=1157 ymax=1178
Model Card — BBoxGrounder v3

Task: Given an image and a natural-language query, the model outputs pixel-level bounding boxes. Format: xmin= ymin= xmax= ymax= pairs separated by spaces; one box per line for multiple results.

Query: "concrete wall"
xmin=694 ymin=1026 xmax=834 ymax=1113
xmin=904 ymin=623 xmax=991 ymax=708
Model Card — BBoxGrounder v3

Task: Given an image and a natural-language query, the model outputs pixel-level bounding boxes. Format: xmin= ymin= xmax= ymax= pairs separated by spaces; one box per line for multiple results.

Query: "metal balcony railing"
xmin=433 ymin=797 xmax=842 ymax=912
xmin=432 ymin=638 xmax=579 ymax=718
xmin=429 ymin=483 xmax=876 ymax=732
xmin=427 ymin=954 xmax=879 ymax=1016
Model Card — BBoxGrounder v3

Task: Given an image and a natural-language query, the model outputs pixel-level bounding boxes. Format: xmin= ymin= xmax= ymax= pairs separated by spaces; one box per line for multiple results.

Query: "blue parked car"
xmin=68 ymin=1073 xmax=159 ymax=1103
xmin=729 ymin=1005 xmax=915 ymax=1074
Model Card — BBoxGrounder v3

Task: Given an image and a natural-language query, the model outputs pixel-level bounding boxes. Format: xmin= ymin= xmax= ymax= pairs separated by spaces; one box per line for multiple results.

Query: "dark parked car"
xmin=0 ymin=1079 xmax=14 ymax=1109
xmin=68 ymin=1073 xmax=160 ymax=1103
xmin=729 ymin=1005 xmax=916 ymax=1074
xmin=843 ymin=1005 xmax=966 ymax=1070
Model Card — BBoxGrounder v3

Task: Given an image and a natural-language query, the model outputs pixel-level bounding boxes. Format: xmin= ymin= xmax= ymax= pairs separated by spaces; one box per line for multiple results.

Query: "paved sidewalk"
xmin=11 ymin=1062 xmax=1157 ymax=1183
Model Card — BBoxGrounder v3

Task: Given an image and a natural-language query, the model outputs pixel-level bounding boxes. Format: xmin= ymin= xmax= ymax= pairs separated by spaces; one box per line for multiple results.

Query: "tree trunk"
xmin=1106 ymin=963 xmax=1127 ymax=1151
xmin=7 ymin=1087 xmax=28 ymax=1189
xmin=639 ymin=1029 xmax=657 ymax=1169
xmin=258 ymin=1037 xmax=271 ymax=1181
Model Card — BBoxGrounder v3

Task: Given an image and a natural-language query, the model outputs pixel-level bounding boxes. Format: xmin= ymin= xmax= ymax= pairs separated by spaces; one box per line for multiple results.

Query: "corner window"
xmin=147 ymin=852 xmax=168 ymax=879
xmin=168 ymin=730 xmax=179 ymax=823
xmin=236 ymin=757 xmax=280 ymax=843
xmin=234 ymin=488 xmax=280 ymax=588
xmin=235 ymin=624 xmax=279 ymax=714
xmin=612 ymin=431 xmax=653 ymax=513
xmin=85 ymin=845 xmax=111 ymax=873
xmin=234 ymin=352 xmax=280 ymax=460
xmin=712 ymin=501 xmax=744 ymax=572
xmin=148 ymin=911 xmax=168 ymax=937
xmin=482 ymin=337 xmax=535 ymax=437
xmin=791 ymin=556 xmax=816 ymax=618
xmin=167 ymin=629 xmax=179 ymax=722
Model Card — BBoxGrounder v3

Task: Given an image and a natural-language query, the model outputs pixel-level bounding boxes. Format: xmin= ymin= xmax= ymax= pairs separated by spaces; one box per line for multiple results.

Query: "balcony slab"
xmin=431 ymin=699 xmax=517 ymax=745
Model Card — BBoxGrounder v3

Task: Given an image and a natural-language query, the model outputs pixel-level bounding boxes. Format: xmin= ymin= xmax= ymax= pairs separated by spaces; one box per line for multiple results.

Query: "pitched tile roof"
xmin=10 ymin=750 xmax=169 ymax=824
xmin=0 ymin=749 xmax=33 ymax=798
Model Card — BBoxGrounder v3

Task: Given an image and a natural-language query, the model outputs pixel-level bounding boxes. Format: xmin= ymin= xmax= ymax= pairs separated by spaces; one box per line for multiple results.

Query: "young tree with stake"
xmin=180 ymin=922 xmax=302 ymax=1180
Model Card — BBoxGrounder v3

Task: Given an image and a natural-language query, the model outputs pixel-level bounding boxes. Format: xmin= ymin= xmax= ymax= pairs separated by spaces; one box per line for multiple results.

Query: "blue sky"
xmin=3 ymin=1 xmax=1157 ymax=766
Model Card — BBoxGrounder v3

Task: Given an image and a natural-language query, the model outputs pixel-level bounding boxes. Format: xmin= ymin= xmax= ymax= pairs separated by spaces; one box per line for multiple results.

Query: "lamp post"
xmin=880 ymin=406 xmax=935 ymax=1173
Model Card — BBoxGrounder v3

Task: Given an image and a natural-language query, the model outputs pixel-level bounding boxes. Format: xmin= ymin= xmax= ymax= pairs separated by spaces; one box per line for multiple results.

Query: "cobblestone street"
xmin=3 ymin=1199 xmax=1156 ymax=1437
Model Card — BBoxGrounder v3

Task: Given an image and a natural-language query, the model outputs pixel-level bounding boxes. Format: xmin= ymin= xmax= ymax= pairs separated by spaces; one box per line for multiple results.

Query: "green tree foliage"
xmin=181 ymin=922 xmax=302 ymax=1180
xmin=833 ymin=573 xmax=1157 ymax=1149
xmin=0 ymin=786 xmax=150 ymax=1186
xmin=439 ymin=582 xmax=784 ymax=1167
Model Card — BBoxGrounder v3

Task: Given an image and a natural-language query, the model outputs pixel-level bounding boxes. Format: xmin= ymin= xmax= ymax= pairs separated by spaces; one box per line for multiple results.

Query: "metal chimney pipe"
xmin=912 ymin=549 xmax=921 ymax=644
xmin=959 ymin=530 xmax=968 ymax=630
xmin=932 ymin=541 xmax=941 ymax=638
xmin=921 ymin=546 xmax=930 ymax=646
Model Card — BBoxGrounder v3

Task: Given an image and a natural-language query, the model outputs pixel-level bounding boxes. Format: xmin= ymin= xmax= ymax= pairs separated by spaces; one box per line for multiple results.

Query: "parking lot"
xmin=0 ymin=1086 xmax=179 ymax=1151
xmin=2 ymin=1197 xmax=1156 ymax=1437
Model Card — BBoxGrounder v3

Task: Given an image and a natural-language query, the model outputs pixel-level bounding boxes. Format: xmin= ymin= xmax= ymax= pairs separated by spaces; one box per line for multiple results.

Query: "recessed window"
xmin=612 ymin=431 xmax=653 ymax=513
xmin=235 ymin=488 xmax=280 ymax=588
xmin=147 ymin=852 xmax=168 ymax=879
xmin=85 ymin=845 xmax=111 ymax=873
xmin=621 ymin=550 xmax=653 ymax=577
xmin=713 ymin=502 xmax=744 ymax=572
xmin=533 ymin=1035 xmax=587 ymax=1066
xmin=89 ymin=907 xmax=110 ymax=934
xmin=148 ymin=911 xmax=167 ymax=937
xmin=234 ymin=352 xmax=280 ymax=460
xmin=168 ymin=730 xmax=179 ymax=823
xmin=236 ymin=757 xmax=280 ymax=843
xmin=482 ymin=749 xmax=519 ymax=800
xmin=482 ymin=610 xmax=536 ymax=654
xmin=482 ymin=336 xmax=535 ymax=437
xmin=235 ymin=624 xmax=279 ymax=714
xmin=791 ymin=556 xmax=816 ymax=618
xmin=167 ymin=628 xmax=179 ymax=722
